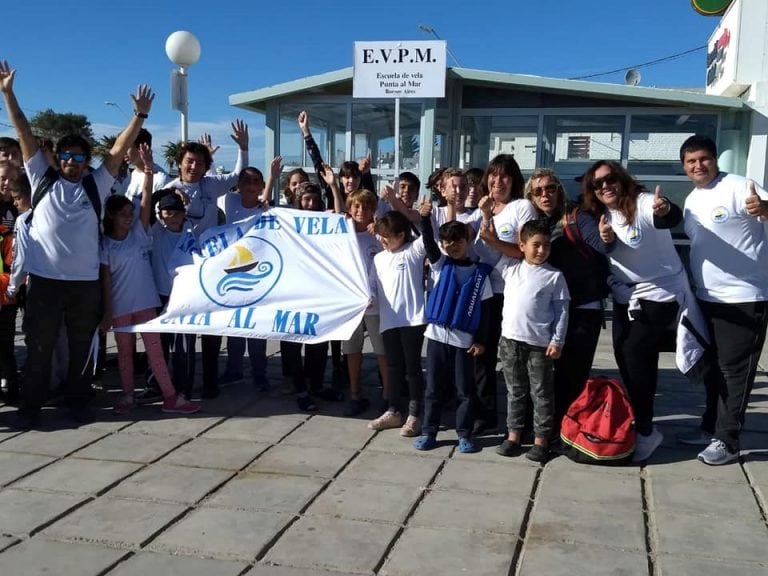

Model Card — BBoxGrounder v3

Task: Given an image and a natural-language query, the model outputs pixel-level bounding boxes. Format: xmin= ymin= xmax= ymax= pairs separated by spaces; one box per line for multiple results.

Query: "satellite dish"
xmin=625 ymin=68 xmax=641 ymax=86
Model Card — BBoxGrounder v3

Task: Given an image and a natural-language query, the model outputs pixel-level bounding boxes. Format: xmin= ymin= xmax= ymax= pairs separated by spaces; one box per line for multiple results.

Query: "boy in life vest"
xmin=496 ymin=219 xmax=570 ymax=462
xmin=413 ymin=219 xmax=493 ymax=453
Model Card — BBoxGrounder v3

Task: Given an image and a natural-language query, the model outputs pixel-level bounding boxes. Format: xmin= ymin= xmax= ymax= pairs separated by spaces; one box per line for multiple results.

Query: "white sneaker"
xmin=697 ymin=439 xmax=739 ymax=466
xmin=676 ymin=428 xmax=713 ymax=446
xmin=632 ymin=427 xmax=663 ymax=462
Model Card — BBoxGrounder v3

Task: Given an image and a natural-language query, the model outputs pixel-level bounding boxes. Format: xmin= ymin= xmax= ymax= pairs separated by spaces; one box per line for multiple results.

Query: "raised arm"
xmin=262 ymin=156 xmax=282 ymax=205
xmin=230 ymin=119 xmax=249 ymax=176
xmin=320 ymin=164 xmax=344 ymax=213
xmin=0 ymin=61 xmax=38 ymax=161
xmin=419 ymin=201 xmax=441 ymax=264
xmin=137 ymin=143 xmax=154 ymax=230
xmin=299 ymin=110 xmax=334 ymax=205
xmin=104 ymin=85 xmax=154 ymax=177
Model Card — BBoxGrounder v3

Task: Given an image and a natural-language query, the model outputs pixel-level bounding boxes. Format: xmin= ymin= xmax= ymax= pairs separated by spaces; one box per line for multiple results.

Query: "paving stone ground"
xmin=0 ymin=328 xmax=767 ymax=575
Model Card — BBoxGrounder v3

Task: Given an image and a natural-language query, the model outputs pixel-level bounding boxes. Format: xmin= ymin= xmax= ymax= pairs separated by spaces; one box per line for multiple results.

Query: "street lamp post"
xmin=165 ymin=31 xmax=201 ymax=143
xmin=418 ymin=24 xmax=462 ymax=67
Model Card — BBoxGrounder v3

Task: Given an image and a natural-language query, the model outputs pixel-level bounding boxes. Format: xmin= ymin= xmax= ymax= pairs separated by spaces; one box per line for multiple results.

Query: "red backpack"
xmin=560 ymin=376 xmax=636 ymax=465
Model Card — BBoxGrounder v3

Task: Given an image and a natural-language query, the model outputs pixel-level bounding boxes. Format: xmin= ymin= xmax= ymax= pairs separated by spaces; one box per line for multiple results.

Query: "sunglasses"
xmin=532 ymin=184 xmax=558 ymax=197
xmin=59 ymin=152 xmax=87 ymax=163
xmin=591 ymin=173 xmax=619 ymax=190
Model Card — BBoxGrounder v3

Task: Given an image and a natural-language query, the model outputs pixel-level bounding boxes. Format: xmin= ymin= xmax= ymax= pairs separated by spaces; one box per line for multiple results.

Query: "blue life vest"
xmin=426 ymin=259 xmax=491 ymax=334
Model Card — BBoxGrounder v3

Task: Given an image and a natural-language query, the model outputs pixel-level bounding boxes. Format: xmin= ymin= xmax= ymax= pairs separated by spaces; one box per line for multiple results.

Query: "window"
xmin=460 ymin=115 xmax=538 ymax=171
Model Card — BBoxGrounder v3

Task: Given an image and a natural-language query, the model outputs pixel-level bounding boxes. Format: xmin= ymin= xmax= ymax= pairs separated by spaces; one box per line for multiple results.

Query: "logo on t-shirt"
xmin=711 ymin=206 xmax=729 ymax=223
xmin=497 ymin=223 xmax=514 ymax=240
xmin=626 ymin=227 xmax=642 ymax=247
xmin=199 ymin=237 xmax=283 ymax=307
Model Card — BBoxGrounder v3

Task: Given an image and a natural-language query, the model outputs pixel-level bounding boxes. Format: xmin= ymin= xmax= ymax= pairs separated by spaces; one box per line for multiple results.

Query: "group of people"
xmin=0 ymin=57 xmax=766 ymax=467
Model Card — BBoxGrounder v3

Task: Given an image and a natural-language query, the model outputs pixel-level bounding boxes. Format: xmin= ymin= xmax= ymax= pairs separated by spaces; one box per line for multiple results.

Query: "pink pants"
xmin=112 ymin=308 xmax=175 ymax=399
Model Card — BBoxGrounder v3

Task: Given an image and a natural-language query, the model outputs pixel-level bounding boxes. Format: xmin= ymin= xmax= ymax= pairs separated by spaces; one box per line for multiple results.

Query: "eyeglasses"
xmin=59 ymin=152 xmax=87 ymax=163
xmin=591 ymin=173 xmax=619 ymax=190
xmin=532 ymin=184 xmax=558 ymax=197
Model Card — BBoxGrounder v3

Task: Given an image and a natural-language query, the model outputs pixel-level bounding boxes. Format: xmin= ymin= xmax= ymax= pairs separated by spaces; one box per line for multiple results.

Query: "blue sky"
xmin=1 ymin=0 xmax=721 ymax=170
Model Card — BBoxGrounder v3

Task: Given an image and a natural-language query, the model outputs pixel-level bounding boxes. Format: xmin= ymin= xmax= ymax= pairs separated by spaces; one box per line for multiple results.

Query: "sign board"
xmin=706 ymin=0 xmax=768 ymax=96
xmin=353 ymin=40 xmax=446 ymax=98
xmin=692 ymin=0 xmax=733 ymax=16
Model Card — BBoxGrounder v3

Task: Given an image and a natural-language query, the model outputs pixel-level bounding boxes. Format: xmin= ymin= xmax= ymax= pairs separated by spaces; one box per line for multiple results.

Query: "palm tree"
xmin=163 ymin=141 xmax=182 ymax=173
xmin=92 ymin=134 xmax=117 ymax=160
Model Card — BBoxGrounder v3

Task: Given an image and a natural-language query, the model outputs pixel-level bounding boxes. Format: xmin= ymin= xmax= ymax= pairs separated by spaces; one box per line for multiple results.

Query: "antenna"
xmin=624 ymin=68 xmax=641 ymax=86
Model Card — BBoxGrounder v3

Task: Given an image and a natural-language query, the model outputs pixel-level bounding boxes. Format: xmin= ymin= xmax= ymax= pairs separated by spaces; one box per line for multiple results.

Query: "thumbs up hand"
xmin=599 ymin=214 xmax=615 ymax=244
xmin=745 ymin=181 xmax=765 ymax=218
xmin=652 ymin=185 xmax=670 ymax=217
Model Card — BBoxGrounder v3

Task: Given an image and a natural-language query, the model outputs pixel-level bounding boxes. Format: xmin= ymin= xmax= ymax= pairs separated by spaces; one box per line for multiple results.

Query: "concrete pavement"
xmin=0 ymin=327 xmax=767 ymax=575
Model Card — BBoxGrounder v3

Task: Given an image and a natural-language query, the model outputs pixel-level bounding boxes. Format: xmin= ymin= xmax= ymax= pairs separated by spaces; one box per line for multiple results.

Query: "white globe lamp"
xmin=166 ymin=31 xmax=201 ymax=144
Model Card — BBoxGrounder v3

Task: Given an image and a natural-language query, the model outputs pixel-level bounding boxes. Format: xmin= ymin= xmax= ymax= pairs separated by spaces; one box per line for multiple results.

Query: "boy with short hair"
xmin=496 ymin=219 xmax=570 ymax=462
xmin=342 ymin=188 xmax=390 ymax=417
xmin=413 ymin=219 xmax=493 ymax=453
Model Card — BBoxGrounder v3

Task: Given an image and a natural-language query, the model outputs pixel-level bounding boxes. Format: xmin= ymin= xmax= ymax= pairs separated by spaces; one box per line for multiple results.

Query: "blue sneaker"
xmin=413 ymin=434 xmax=437 ymax=451
xmin=458 ymin=437 xmax=479 ymax=454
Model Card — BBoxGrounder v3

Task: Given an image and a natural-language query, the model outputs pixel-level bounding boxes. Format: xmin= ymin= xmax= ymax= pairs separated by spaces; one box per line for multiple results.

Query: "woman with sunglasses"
xmin=581 ymin=160 xmax=686 ymax=462
xmin=524 ymin=169 xmax=611 ymax=443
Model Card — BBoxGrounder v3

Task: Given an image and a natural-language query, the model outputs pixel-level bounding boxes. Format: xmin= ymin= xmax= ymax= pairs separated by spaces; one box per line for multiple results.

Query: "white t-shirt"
xmin=370 ymin=236 xmax=427 ymax=332
xmin=101 ymin=219 xmax=161 ymax=317
xmin=606 ymin=192 xmax=683 ymax=285
xmin=124 ymin=164 xmax=170 ymax=212
xmin=220 ymin=192 xmax=263 ymax=224
xmin=684 ymin=172 xmax=768 ymax=303
xmin=24 ymin=150 xmax=114 ymax=281
xmin=166 ymin=149 xmax=246 ymax=234
xmin=474 ymin=199 xmax=539 ymax=293
xmin=424 ymin=256 xmax=493 ymax=349
xmin=499 ymin=258 xmax=570 ymax=347
xmin=8 ymin=210 xmax=31 ymax=296
xmin=150 ymin=222 xmax=182 ymax=297
xmin=354 ymin=229 xmax=383 ymax=317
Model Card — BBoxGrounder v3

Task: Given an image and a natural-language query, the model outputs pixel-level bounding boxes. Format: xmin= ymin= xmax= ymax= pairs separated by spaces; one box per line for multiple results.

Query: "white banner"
xmin=353 ymin=40 xmax=446 ymax=98
xmin=122 ymin=208 xmax=369 ymax=344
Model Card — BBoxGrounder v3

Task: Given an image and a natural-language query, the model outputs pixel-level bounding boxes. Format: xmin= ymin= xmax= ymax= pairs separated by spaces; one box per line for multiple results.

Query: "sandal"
xmin=458 ymin=437 xmax=479 ymax=454
xmin=413 ymin=434 xmax=437 ymax=451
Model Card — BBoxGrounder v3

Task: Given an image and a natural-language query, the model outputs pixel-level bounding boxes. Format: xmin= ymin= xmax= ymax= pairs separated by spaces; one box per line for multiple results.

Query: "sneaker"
xmin=526 ymin=444 xmax=549 ymax=463
xmin=368 ymin=410 xmax=403 ymax=430
xmin=162 ymin=395 xmax=201 ymax=415
xmin=218 ymin=371 xmax=243 ymax=388
xmin=496 ymin=439 xmax=522 ymax=457
xmin=676 ymin=428 xmax=714 ymax=446
xmin=296 ymin=394 xmax=318 ymax=412
xmin=114 ymin=394 xmax=135 ymax=415
xmin=632 ymin=427 xmax=664 ymax=462
xmin=343 ymin=397 xmax=370 ymax=417
xmin=134 ymin=387 xmax=163 ymax=405
xmin=400 ymin=415 xmax=421 ymax=437
xmin=413 ymin=434 xmax=437 ymax=451
xmin=698 ymin=439 xmax=739 ymax=466
xmin=458 ymin=437 xmax=479 ymax=454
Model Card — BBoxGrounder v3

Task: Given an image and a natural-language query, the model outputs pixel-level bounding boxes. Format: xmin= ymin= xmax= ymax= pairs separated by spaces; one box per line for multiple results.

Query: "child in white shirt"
xmin=496 ymin=219 xmax=570 ymax=462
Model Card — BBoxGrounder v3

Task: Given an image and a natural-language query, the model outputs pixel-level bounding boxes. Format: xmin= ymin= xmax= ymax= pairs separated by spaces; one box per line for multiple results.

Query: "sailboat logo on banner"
xmin=199 ymin=237 xmax=284 ymax=307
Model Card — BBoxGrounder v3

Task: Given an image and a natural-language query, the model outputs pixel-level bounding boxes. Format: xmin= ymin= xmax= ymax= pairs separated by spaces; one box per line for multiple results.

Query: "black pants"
xmin=423 ymin=339 xmax=474 ymax=438
xmin=23 ymin=275 xmax=101 ymax=411
xmin=280 ymin=340 xmax=328 ymax=393
xmin=0 ymin=304 xmax=18 ymax=397
xmin=698 ymin=300 xmax=768 ymax=451
xmin=473 ymin=293 xmax=503 ymax=427
xmin=201 ymin=335 xmax=222 ymax=394
xmin=553 ymin=307 xmax=603 ymax=436
xmin=382 ymin=325 xmax=425 ymax=417
xmin=612 ymin=300 xmax=679 ymax=436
